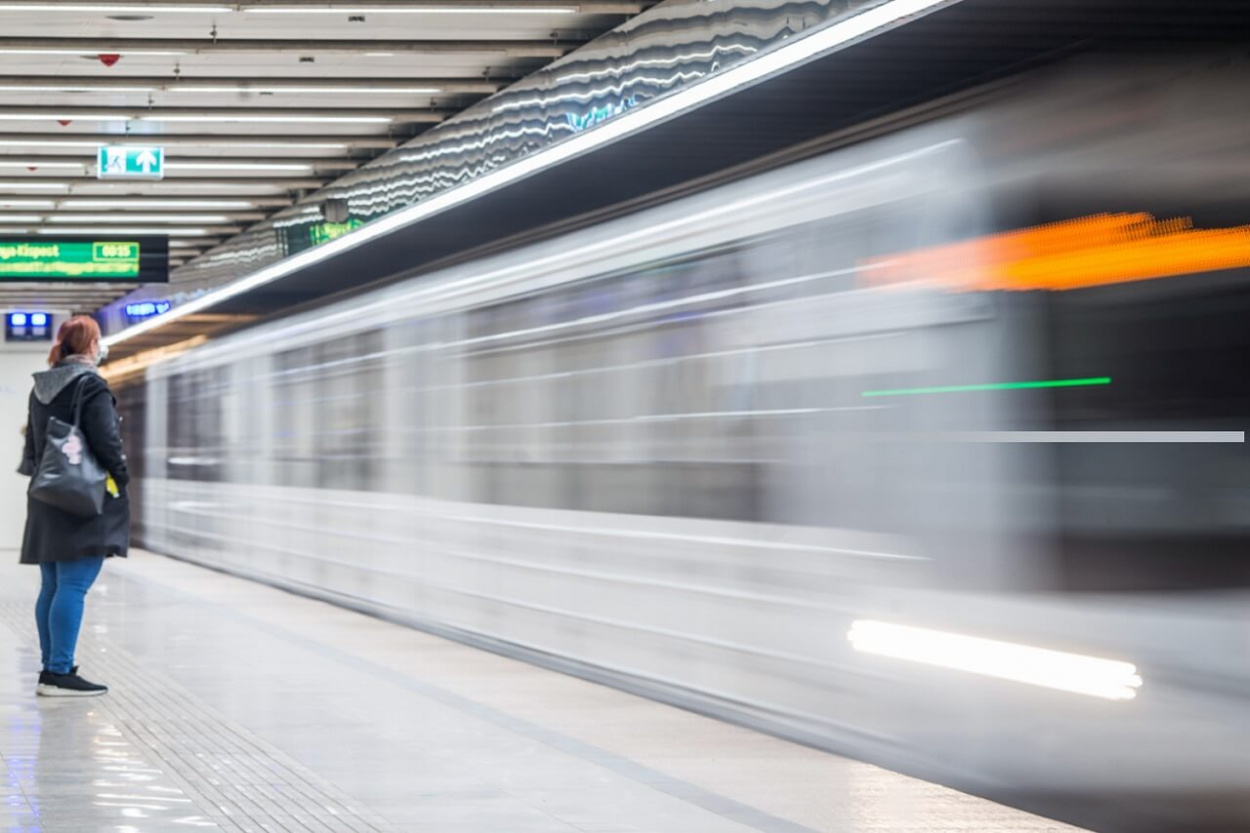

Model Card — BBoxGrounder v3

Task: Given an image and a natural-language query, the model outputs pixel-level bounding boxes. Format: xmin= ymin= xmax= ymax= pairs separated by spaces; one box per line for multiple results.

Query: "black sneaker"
xmin=37 ymin=671 xmax=107 ymax=697
xmin=36 ymin=666 xmax=78 ymax=690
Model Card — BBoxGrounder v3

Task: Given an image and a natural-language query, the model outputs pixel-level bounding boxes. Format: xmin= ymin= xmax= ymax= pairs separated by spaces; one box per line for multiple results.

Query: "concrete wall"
xmin=0 ymin=323 xmax=56 ymax=550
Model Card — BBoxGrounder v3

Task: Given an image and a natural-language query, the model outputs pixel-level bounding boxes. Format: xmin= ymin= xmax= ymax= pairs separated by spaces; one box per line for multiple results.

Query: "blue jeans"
xmin=35 ymin=557 xmax=105 ymax=675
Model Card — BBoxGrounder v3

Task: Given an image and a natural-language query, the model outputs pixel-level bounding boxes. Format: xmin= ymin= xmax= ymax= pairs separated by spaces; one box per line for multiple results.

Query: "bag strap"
xmin=69 ymin=374 xmax=93 ymax=427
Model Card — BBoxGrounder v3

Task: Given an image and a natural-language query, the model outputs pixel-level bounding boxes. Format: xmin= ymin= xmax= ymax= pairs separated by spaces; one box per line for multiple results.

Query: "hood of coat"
xmin=31 ymin=361 xmax=97 ymax=405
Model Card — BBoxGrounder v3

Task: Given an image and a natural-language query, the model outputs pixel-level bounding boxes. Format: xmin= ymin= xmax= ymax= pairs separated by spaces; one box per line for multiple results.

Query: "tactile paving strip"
xmin=0 ymin=596 xmax=395 ymax=833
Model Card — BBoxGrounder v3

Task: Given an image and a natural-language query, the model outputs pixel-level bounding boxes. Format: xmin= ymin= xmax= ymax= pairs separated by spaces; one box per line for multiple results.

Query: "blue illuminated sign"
xmin=5 ymin=310 xmax=51 ymax=342
xmin=125 ymin=300 xmax=171 ymax=320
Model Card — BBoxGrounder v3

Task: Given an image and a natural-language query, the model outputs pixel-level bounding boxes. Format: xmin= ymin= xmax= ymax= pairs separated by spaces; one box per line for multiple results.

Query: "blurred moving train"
xmin=119 ymin=56 xmax=1250 ymax=832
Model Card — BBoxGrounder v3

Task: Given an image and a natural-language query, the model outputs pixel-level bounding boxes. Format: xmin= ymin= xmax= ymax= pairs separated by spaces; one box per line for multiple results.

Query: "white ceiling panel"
xmin=0 ymin=0 xmax=651 ymax=312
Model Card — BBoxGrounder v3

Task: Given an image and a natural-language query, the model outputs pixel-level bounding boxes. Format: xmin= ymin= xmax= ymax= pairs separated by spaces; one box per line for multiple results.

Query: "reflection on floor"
xmin=0 ymin=550 xmax=1085 ymax=832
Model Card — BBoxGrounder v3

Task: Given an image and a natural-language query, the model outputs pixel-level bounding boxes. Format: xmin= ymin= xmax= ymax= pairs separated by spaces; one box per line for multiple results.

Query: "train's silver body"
xmin=133 ymin=59 xmax=1250 ymax=829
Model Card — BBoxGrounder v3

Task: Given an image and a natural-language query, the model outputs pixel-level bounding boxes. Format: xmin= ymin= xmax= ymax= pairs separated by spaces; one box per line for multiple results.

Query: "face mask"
xmin=95 ymin=343 xmax=109 ymax=366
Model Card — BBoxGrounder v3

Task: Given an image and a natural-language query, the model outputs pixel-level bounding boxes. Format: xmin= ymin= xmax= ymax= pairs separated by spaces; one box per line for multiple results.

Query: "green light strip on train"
xmin=861 ymin=377 xmax=1112 ymax=397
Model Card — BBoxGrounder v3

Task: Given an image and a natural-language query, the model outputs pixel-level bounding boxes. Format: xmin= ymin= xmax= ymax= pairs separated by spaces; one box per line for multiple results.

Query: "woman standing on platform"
xmin=18 ymin=315 xmax=129 ymax=697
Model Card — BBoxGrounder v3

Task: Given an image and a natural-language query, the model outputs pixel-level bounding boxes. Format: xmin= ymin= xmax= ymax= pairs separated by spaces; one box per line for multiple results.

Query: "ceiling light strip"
xmin=0 ymin=49 xmax=187 ymax=56
xmin=104 ymin=0 xmax=956 ymax=348
xmin=0 ymin=140 xmax=362 ymax=152
xmin=40 ymin=227 xmax=222 ymax=236
xmin=47 ymin=214 xmax=236 ymax=223
xmin=0 ymin=113 xmax=406 ymax=124
xmin=0 ymin=4 xmax=231 ymax=11
xmin=164 ymin=162 xmax=314 ymax=172
xmin=61 ymin=199 xmax=266 ymax=208
xmin=242 ymin=4 xmax=578 ymax=13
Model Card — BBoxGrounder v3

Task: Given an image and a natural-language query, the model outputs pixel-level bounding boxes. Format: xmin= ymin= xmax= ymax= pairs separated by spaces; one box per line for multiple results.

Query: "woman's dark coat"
xmin=19 ymin=362 xmax=130 ymax=564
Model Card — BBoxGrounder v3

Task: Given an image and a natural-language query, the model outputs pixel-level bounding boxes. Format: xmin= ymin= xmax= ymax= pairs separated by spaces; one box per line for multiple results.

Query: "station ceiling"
xmin=0 ymin=0 xmax=650 ymax=310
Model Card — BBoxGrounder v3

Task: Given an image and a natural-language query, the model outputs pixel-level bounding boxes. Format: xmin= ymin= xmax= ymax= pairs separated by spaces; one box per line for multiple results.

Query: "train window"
xmin=111 ymin=381 xmax=148 ymax=543
xmin=458 ymin=250 xmax=761 ymax=521
xmin=316 ymin=330 xmax=385 ymax=491
xmin=270 ymin=331 xmax=386 ymax=491
xmin=165 ymin=366 xmax=227 ymax=483
xmin=273 ymin=344 xmax=320 ymax=488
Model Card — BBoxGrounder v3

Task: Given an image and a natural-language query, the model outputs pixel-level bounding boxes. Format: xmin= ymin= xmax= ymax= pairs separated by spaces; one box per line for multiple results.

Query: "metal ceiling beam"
xmin=0 ymin=210 xmax=271 ymax=220
xmin=234 ymin=0 xmax=647 ymax=10
xmin=0 ymin=76 xmax=504 ymax=95
xmin=39 ymin=196 xmax=294 ymax=207
xmin=0 ymin=290 xmax=137 ymax=296
xmin=5 ymin=224 xmax=247 ymax=234
xmin=3 ymin=155 xmax=363 ymax=170
xmin=0 ymin=134 xmax=400 ymax=150
xmin=0 ymin=105 xmax=452 ymax=123
xmin=0 ymin=38 xmax=575 ymax=58
xmin=0 ymin=286 xmax=137 ymax=292
xmin=0 ymin=178 xmax=328 ymax=187
xmin=0 ymin=0 xmax=647 ymax=9
xmin=4 ymin=173 xmax=334 ymax=183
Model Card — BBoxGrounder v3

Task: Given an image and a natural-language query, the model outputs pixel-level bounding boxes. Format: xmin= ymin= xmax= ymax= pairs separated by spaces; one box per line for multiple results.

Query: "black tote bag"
xmin=28 ymin=376 xmax=108 ymax=517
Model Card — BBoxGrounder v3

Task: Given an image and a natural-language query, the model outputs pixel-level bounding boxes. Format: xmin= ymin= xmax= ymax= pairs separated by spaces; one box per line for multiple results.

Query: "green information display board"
xmin=308 ymin=219 xmax=364 ymax=246
xmin=284 ymin=218 xmax=367 ymax=257
xmin=0 ymin=237 xmax=168 ymax=283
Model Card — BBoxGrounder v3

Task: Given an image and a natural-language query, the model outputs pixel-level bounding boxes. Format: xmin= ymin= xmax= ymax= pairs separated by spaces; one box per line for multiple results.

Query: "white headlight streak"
xmin=847 ymin=620 xmax=1143 ymax=700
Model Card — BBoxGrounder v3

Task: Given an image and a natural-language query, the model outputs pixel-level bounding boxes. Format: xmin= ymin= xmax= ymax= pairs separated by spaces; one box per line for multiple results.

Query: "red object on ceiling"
xmin=98 ymin=53 xmax=121 ymax=67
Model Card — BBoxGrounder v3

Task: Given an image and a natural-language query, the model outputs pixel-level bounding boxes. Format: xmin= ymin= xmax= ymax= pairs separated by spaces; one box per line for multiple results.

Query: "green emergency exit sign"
xmin=97 ymin=145 xmax=164 ymax=180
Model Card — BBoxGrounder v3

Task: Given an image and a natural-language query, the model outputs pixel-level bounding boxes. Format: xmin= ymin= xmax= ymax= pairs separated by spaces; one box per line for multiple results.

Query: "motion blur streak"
xmin=847 ymin=620 xmax=1143 ymax=701
xmin=864 ymin=212 xmax=1250 ymax=291
xmin=861 ymin=377 xmax=1112 ymax=397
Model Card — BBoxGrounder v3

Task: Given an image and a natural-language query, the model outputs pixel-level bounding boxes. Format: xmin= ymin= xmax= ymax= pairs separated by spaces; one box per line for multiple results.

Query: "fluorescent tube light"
xmin=62 ymin=199 xmax=257 ymax=209
xmin=0 ymin=161 xmax=85 ymax=168
xmin=244 ymin=5 xmax=578 ymax=13
xmin=40 ymin=227 xmax=214 ymax=235
xmin=0 ymin=49 xmax=186 ymax=56
xmin=182 ymin=85 xmax=441 ymax=94
xmin=48 ymin=214 xmax=232 ymax=223
xmin=0 ymin=139 xmax=348 ymax=150
xmin=0 ymin=140 xmax=100 ymax=148
xmin=0 ymin=4 xmax=231 ymax=11
xmin=164 ymin=162 xmax=312 ymax=172
xmin=0 ymin=114 xmax=133 ymax=121
xmin=142 ymin=115 xmax=393 ymax=124
xmin=0 ymin=85 xmax=157 ymax=94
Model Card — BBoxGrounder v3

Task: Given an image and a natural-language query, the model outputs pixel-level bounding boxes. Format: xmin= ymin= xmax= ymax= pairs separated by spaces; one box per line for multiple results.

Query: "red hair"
xmin=48 ymin=315 xmax=101 ymax=366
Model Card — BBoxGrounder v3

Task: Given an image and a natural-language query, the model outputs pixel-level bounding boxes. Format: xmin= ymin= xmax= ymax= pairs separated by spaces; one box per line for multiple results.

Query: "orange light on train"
xmin=862 ymin=213 xmax=1250 ymax=292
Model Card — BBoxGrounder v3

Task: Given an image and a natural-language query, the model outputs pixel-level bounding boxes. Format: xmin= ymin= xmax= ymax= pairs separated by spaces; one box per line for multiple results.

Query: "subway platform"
xmin=0 ymin=552 xmax=1084 ymax=833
